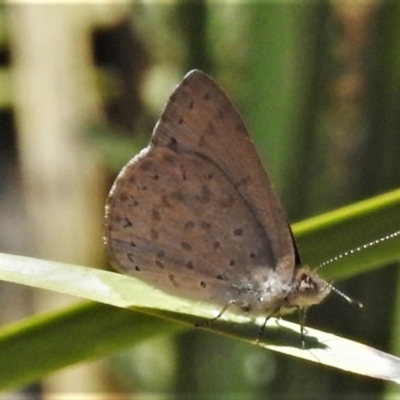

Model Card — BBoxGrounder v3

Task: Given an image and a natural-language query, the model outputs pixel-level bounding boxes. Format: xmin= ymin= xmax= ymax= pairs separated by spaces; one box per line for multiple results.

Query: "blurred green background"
xmin=1 ymin=1 xmax=400 ymax=398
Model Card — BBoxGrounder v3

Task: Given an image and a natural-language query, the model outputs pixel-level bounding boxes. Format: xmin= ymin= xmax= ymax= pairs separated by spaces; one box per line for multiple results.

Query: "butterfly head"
xmin=283 ymin=267 xmax=331 ymax=310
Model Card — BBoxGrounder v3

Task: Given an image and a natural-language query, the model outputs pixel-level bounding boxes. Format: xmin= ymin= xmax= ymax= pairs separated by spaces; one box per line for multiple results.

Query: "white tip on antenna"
xmin=328 ymin=282 xmax=363 ymax=308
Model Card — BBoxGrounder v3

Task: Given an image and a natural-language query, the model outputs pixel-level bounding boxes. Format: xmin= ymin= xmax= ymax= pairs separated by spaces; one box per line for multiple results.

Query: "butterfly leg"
xmin=299 ymin=307 xmax=307 ymax=349
xmin=194 ymin=300 xmax=236 ymax=329
xmin=256 ymin=308 xmax=281 ymax=344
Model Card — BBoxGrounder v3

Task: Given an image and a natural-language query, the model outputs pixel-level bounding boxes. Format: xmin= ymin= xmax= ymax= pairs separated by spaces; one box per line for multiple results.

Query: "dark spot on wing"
xmin=234 ymin=176 xmax=250 ymax=189
xmin=234 ymin=228 xmax=243 ymax=236
xmin=235 ymin=122 xmax=245 ymax=132
xmin=172 ymin=191 xmax=185 ymax=202
xmin=163 ymin=154 xmax=175 ymax=164
xmin=169 ymin=137 xmax=178 ymax=149
xmin=186 ymin=261 xmax=194 ymax=270
xmin=140 ymin=160 xmax=153 ymax=171
xmin=197 ymin=185 xmax=211 ymax=203
xmin=128 ymin=196 xmax=139 ymax=207
xmin=161 ymin=195 xmax=172 ymax=208
xmin=123 ymin=218 xmax=133 ymax=228
xmin=169 ymin=274 xmax=178 ymax=286
xmin=220 ymin=195 xmax=234 ymax=208
xmin=180 ymin=165 xmax=186 ymax=180
xmin=207 ymin=122 xmax=218 ymax=136
xmin=156 ymin=250 xmax=165 ymax=258
xmin=119 ymin=193 xmax=128 ymax=202
xmin=198 ymin=135 xmax=207 ymax=148
xmin=184 ymin=221 xmax=195 ymax=232
xmin=200 ymin=221 xmax=212 ymax=231
xmin=181 ymin=242 xmax=192 ymax=251
xmin=152 ymin=209 xmax=161 ymax=222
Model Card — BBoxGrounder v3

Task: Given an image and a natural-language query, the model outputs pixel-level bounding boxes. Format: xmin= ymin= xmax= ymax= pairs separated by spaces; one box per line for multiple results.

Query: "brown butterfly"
xmin=104 ymin=70 xmax=331 ymax=338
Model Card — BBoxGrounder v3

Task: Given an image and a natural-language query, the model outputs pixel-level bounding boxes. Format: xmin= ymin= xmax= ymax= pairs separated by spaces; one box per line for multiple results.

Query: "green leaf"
xmin=0 ymin=189 xmax=400 ymax=390
xmin=294 ymin=188 xmax=400 ymax=280
xmin=0 ymin=302 xmax=183 ymax=391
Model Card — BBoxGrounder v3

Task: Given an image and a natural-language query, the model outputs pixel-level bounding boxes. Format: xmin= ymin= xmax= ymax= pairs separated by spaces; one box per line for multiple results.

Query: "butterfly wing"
xmin=152 ymin=70 xmax=297 ymax=281
xmin=105 ymin=70 xmax=297 ymax=306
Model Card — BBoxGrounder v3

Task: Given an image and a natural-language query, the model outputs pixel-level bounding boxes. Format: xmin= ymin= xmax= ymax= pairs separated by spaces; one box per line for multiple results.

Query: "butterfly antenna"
xmin=324 ymin=280 xmax=363 ymax=308
xmin=315 ymin=229 xmax=400 ymax=272
xmin=313 ymin=229 xmax=400 ymax=308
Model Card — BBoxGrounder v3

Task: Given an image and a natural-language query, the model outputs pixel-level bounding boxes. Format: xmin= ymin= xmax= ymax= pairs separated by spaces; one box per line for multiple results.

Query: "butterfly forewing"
xmin=154 ymin=71 xmax=296 ymax=280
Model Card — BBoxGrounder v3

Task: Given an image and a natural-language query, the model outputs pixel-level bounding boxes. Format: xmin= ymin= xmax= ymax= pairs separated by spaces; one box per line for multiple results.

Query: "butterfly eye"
xmin=300 ymin=273 xmax=308 ymax=281
xmin=298 ymin=274 xmax=316 ymax=292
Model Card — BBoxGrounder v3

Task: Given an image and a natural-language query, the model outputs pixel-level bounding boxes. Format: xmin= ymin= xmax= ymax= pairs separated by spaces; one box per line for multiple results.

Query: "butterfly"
xmin=104 ymin=70 xmax=331 ymax=337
